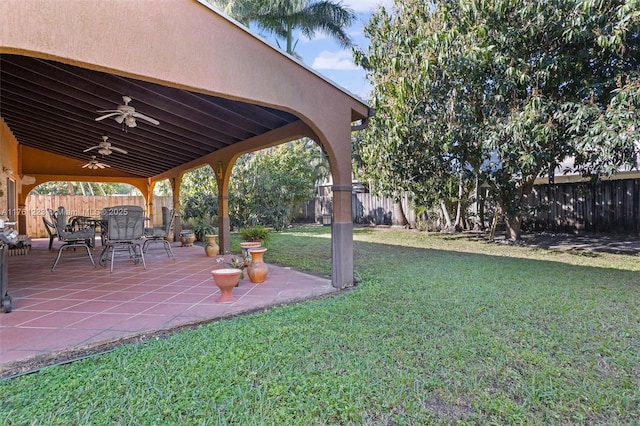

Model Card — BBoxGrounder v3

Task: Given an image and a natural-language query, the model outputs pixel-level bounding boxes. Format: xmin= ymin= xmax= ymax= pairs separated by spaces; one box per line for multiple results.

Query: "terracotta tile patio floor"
xmin=0 ymin=237 xmax=337 ymax=376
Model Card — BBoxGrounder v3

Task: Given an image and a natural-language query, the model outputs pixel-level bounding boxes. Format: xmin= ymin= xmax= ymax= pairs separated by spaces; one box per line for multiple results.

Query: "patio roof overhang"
xmin=0 ymin=53 xmax=302 ymax=179
xmin=0 ymin=0 xmax=371 ymax=179
xmin=0 ymin=0 xmax=370 ymax=288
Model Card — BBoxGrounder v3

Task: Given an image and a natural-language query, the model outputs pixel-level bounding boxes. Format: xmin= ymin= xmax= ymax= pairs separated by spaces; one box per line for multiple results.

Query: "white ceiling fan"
xmin=95 ymin=95 xmax=160 ymax=128
xmin=82 ymin=156 xmax=111 ymax=170
xmin=83 ymin=135 xmax=127 ymax=156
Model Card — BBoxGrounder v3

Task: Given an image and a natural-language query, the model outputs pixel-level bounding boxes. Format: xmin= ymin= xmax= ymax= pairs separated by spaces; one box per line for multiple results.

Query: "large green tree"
xmin=180 ymin=166 xmax=219 ymax=225
xmin=210 ymin=0 xmax=355 ymax=55
xmin=230 ymin=141 xmax=322 ymax=230
xmin=357 ymin=0 xmax=640 ymax=239
xmin=354 ymin=1 xmax=485 ymax=230
xmin=179 ymin=142 xmax=323 ymax=231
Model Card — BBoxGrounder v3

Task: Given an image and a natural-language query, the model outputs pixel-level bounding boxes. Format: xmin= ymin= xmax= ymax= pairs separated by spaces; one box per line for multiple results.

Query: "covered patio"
xmin=0 ymin=237 xmax=336 ymax=377
xmin=1 ymin=1 xmax=372 ymax=375
xmin=0 ymin=0 xmax=372 ymax=295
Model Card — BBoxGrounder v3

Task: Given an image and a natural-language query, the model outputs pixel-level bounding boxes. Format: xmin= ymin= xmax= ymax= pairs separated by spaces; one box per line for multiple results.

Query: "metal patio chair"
xmin=42 ymin=216 xmax=58 ymax=250
xmin=143 ymin=207 xmax=176 ymax=259
xmin=99 ymin=205 xmax=146 ymax=273
xmin=50 ymin=210 xmax=95 ymax=271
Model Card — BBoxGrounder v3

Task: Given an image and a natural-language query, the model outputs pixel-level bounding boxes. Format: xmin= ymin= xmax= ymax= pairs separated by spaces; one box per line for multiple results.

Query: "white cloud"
xmin=312 ymin=50 xmax=359 ymax=70
xmin=344 ymin=0 xmax=393 ymax=13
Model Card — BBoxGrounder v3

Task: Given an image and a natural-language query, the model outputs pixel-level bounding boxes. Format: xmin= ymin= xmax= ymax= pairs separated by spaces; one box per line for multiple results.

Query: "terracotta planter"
xmin=204 ymin=234 xmax=219 ymax=257
xmin=210 ymin=268 xmax=242 ymax=303
xmin=246 ymin=248 xmax=269 ymax=284
xmin=240 ymin=241 xmax=261 ymax=262
xmin=179 ymin=231 xmax=195 ymax=247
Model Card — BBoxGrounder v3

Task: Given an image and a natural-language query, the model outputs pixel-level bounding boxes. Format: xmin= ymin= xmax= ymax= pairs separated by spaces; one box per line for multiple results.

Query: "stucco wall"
xmin=0 ymin=119 xmax=19 ymax=217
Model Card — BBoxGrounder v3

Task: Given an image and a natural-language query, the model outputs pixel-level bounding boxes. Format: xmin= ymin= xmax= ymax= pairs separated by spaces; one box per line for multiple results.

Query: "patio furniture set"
xmin=44 ymin=205 xmax=175 ymax=272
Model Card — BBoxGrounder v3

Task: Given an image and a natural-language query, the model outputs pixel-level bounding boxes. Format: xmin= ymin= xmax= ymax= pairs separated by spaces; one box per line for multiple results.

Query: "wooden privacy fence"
xmin=26 ymin=191 xmax=415 ymax=238
xmin=32 ymin=181 xmax=638 ymax=237
xmin=24 ymin=195 xmax=173 ymax=238
xmin=295 ymin=192 xmax=415 ymax=226
xmin=525 ymin=178 xmax=640 ymax=234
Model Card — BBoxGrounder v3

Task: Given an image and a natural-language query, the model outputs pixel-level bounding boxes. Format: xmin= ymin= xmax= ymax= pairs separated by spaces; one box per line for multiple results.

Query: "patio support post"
xmin=146 ymin=181 xmax=154 ymax=224
xmin=331 ymin=185 xmax=354 ymax=289
xmin=215 ymin=160 xmax=230 ymax=254
xmin=171 ymin=176 xmax=182 ymax=241
xmin=16 ymin=201 xmax=26 ymax=235
xmin=218 ymin=194 xmax=230 ymax=254
xmin=320 ymin=114 xmax=357 ymax=290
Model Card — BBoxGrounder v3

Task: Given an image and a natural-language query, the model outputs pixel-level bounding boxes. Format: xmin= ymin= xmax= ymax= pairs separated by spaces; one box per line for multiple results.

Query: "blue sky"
xmin=259 ymin=0 xmax=394 ymax=101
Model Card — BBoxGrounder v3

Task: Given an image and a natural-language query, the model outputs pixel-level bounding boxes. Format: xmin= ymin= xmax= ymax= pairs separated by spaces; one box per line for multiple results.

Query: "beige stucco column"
xmin=212 ymin=158 xmax=231 ymax=254
xmin=171 ymin=176 xmax=182 ymax=241
xmin=331 ymin=184 xmax=354 ymax=288
xmin=317 ymin=114 xmax=356 ymax=289
xmin=146 ymin=181 xmax=155 ymax=224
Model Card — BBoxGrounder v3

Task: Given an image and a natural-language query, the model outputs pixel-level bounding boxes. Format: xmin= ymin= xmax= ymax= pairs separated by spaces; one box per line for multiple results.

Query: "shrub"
xmin=239 ymin=225 xmax=271 ymax=242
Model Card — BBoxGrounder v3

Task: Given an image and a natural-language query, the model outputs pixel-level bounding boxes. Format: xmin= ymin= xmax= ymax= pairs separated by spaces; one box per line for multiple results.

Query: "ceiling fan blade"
xmin=111 ymin=147 xmax=128 ymax=154
xmin=96 ymin=109 xmax=119 ymax=113
xmin=132 ymin=112 xmax=160 ymax=125
xmin=82 ymin=163 xmax=90 ymax=168
xmin=83 ymin=146 xmax=98 ymax=153
xmin=95 ymin=112 xmax=122 ymax=121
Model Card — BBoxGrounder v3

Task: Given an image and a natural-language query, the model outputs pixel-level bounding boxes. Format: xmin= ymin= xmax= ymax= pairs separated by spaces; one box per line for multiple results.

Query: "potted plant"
xmin=193 ymin=220 xmax=217 ymax=242
xmin=216 ymin=255 xmax=248 ymax=283
xmin=239 ymin=225 xmax=271 ymax=243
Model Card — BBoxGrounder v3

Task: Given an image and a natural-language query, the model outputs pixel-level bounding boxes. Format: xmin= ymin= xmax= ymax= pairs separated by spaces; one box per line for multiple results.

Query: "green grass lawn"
xmin=2 ymin=226 xmax=639 ymax=425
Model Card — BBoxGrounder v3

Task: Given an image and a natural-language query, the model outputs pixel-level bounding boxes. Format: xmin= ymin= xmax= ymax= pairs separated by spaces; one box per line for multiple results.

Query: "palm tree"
xmin=211 ymin=0 xmax=356 ymax=56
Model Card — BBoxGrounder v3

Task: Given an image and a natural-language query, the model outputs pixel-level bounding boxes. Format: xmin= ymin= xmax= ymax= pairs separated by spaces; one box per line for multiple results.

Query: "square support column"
xmin=217 ymin=193 xmax=230 ymax=254
xmin=331 ymin=185 xmax=354 ymax=289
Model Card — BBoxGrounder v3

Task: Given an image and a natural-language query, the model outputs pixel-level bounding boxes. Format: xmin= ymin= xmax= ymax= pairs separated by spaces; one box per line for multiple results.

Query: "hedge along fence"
xmin=24 ymin=195 xmax=173 ymax=238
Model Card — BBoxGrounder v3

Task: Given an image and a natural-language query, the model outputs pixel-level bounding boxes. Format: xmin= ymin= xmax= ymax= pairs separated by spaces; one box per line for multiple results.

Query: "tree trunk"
xmin=505 ymin=214 xmax=522 ymax=241
xmin=493 ymin=176 xmax=536 ymax=241
xmin=454 ymin=171 xmax=464 ymax=230
xmin=439 ymin=199 xmax=454 ymax=231
xmin=392 ymin=200 xmax=409 ymax=227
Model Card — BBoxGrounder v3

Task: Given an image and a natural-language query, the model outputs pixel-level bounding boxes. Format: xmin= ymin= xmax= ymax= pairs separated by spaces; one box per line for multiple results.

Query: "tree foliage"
xmin=177 ymin=141 xmax=323 ymax=231
xmin=180 ymin=166 xmax=219 ymax=223
xmin=32 ymin=182 xmax=141 ymax=196
xmin=230 ymin=140 xmax=322 ymax=230
xmin=210 ymin=0 xmax=355 ymax=55
xmin=357 ymin=0 xmax=640 ymax=239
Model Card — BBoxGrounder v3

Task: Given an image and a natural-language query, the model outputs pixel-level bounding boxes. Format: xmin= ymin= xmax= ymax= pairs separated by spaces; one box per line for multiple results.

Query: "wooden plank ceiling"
xmin=0 ymin=54 xmax=300 ymax=178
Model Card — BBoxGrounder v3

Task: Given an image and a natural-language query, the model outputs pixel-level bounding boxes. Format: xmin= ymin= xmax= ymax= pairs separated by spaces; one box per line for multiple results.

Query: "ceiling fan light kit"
xmin=83 ymin=135 xmax=128 ymax=156
xmin=83 ymin=95 xmax=156 ymax=169
xmin=82 ymin=156 xmax=111 ymax=170
xmin=95 ymin=95 xmax=160 ymax=128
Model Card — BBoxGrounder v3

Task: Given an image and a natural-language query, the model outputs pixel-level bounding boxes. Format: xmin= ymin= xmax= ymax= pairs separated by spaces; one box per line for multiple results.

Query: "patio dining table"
xmin=66 ymin=216 xmax=102 ymax=248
